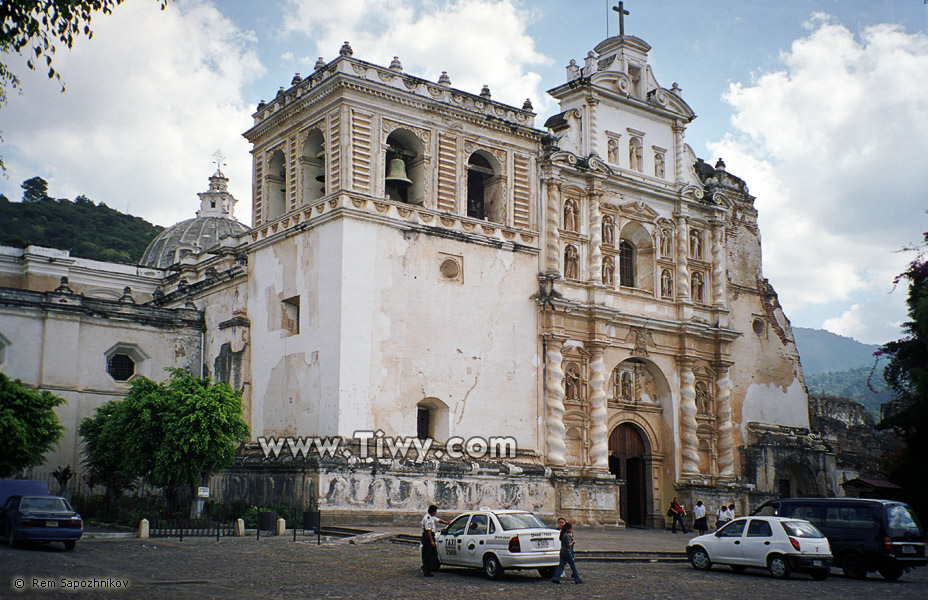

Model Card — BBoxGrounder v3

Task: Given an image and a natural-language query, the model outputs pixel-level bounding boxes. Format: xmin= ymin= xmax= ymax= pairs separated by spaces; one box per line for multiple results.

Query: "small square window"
xmin=282 ymin=296 xmax=300 ymax=335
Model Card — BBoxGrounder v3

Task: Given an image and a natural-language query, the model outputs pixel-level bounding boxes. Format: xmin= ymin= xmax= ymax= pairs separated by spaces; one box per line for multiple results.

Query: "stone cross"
xmin=212 ymin=149 xmax=226 ymax=171
xmin=613 ymin=2 xmax=630 ymax=37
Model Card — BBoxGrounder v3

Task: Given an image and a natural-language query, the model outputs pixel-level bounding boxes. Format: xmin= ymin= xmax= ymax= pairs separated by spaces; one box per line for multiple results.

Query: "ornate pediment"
xmin=624 ymin=327 xmax=656 ymax=357
xmin=647 ymin=87 xmax=696 ymax=119
xmin=620 ymin=201 xmax=660 ymax=219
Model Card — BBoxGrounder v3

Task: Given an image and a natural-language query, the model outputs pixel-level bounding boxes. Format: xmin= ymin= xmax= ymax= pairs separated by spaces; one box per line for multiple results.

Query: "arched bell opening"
xmin=385 ymin=129 xmax=425 ymax=205
xmin=301 ymin=129 xmax=325 ymax=204
xmin=466 ymin=150 xmax=504 ymax=223
xmin=265 ymin=149 xmax=287 ymax=221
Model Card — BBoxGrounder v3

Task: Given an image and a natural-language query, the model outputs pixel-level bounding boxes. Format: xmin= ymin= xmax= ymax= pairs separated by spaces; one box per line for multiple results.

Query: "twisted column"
xmin=673 ymin=122 xmax=685 ymax=184
xmin=587 ymin=344 xmax=609 ymax=469
xmin=679 ymin=360 xmax=699 ymax=475
xmin=711 ymin=224 xmax=726 ymax=307
xmin=675 ymin=217 xmax=690 ymax=302
xmin=716 ymin=366 xmax=734 ymax=476
xmin=545 ymin=179 xmax=561 ymax=275
xmin=545 ymin=337 xmax=567 ymax=466
xmin=588 ymin=190 xmax=602 ymax=284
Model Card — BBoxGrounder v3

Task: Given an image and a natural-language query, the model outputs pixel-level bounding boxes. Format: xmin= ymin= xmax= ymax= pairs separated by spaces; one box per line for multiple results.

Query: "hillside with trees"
xmin=0 ymin=176 xmax=163 ymax=264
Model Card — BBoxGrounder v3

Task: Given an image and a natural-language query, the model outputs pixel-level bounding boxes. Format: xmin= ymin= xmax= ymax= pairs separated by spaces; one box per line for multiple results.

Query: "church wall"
xmin=346 ymin=216 xmax=541 ymax=447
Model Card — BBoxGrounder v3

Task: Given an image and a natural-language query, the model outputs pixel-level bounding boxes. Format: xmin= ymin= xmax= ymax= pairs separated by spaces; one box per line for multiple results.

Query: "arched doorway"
xmin=609 ymin=423 xmax=647 ymax=526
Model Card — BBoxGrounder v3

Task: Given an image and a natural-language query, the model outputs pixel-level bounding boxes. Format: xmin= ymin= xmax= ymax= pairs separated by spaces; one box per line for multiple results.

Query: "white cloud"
xmin=0 ymin=0 xmax=265 ymax=227
xmin=281 ymin=0 xmax=551 ymax=111
xmin=707 ymin=17 xmax=928 ymax=344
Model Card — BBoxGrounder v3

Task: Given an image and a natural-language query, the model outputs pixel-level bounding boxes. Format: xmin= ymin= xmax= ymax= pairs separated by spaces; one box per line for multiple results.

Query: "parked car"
xmin=752 ymin=498 xmax=926 ymax=580
xmin=0 ymin=495 xmax=83 ymax=550
xmin=686 ymin=516 xmax=832 ymax=580
xmin=435 ymin=508 xmax=561 ymax=579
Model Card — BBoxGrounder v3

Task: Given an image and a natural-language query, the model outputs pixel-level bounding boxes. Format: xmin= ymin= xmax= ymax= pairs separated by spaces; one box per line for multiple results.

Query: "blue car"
xmin=1 ymin=495 xmax=83 ymax=550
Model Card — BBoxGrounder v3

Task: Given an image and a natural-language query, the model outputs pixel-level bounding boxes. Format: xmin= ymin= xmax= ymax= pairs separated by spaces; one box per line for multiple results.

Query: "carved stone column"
xmin=545 ymin=336 xmax=567 ymax=466
xmin=678 ymin=358 xmax=699 ymax=475
xmin=711 ymin=223 xmax=727 ymax=307
xmin=545 ymin=179 xmax=561 ymax=276
xmin=587 ymin=343 xmax=609 ymax=469
xmin=672 ymin=122 xmax=685 ymax=184
xmin=675 ymin=217 xmax=690 ymax=302
xmin=586 ymin=96 xmax=600 ymax=158
xmin=715 ymin=365 xmax=734 ymax=477
xmin=588 ymin=189 xmax=603 ymax=284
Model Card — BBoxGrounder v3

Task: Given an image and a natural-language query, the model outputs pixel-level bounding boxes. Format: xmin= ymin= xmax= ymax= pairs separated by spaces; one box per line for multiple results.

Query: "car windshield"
xmin=781 ymin=520 xmax=824 ymax=538
xmin=886 ymin=504 xmax=922 ymax=537
xmin=20 ymin=497 xmax=72 ymax=512
xmin=496 ymin=512 xmax=546 ymax=530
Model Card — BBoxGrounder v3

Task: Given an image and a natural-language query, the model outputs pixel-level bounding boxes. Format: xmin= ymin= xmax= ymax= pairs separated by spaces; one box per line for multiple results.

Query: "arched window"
xmin=564 ymin=245 xmax=580 ymax=280
xmin=602 ymin=256 xmax=615 ymax=287
xmin=661 ymin=269 xmax=673 ymax=299
xmin=301 ymin=129 xmax=325 ymax=204
xmin=265 ymin=149 xmax=287 ymax=221
xmin=385 ymin=129 xmax=425 ymax=205
xmin=602 ymin=216 xmax=615 ymax=246
xmin=466 ymin=151 xmax=504 ymax=223
xmin=691 ymin=272 xmax=705 ymax=303
xmin=619 ymin=240 xmax=635 ymax=287
xmin=563 ymin=199 xmax=579 ymax=232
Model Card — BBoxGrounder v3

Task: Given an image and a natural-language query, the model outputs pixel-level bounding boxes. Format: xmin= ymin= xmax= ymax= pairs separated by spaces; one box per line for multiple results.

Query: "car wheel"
xmin=841 ymin=553 xmax=868 ymax=580
xmin=64 ymin=540 xmax=76 ymax=551
xmin=730 ymin=565 xmax=747 ymax=573
xmin=878 ymin=565 xmax=903 ymax=581
xmin=483 ymin=554 xmax=503 ymax=580
xmin=768 ymin=555 xmax=791 ymax=579
xmin=689 ymin=547 xmax=712 ymax=571
xmin=538 ymin=566 xmax=556 ymax=578
xmin=811 ymin=568 xmax=830 ymax=581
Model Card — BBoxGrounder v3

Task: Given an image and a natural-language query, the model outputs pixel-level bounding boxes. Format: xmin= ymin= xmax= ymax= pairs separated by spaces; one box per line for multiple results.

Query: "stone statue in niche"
xmin=620 ymin=372 xmax=632 ymax=400
xmin=660 ymin=229 xmax=672 ymax=257
xmin=607 ymin=138 xmax=619 ymax=164
xmin=655 ymin=153 xmax=665 ymax=178
xmin=629 ymin=141 xmax=643 ymax=172
xmin=690 ymin=229 xmax=703 ymax=259
xmin=565 ymin=364 xmax=582 ymax=400
xmin=641 ymin=369 xmax=656 ymax=402
xmin=603 ymin=256 xmax=615 ymax=287
xmin=695 ymin=381 xmax=710 ymax=414
xmin=564 ymin=245 xmax=579 ymax=280
xmin=691 ymin=272 xmax=704 ymax=303
xmin=661 ymin=269 xmax=673 ymax=299
xmin=563 ymin=199 xmax=579 ymax=232
xmin=602 ymin=216 xmax=615 ymax=246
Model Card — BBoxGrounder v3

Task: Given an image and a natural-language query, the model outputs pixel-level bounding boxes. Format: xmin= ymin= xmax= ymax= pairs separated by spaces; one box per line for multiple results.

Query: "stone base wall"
xmin=673 ymin=481 xmax=757 ymax=529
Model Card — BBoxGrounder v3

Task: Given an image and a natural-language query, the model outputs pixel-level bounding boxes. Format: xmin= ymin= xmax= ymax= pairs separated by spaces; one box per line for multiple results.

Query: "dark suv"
xmin=752 ymin=498 xmax=926 ymax=580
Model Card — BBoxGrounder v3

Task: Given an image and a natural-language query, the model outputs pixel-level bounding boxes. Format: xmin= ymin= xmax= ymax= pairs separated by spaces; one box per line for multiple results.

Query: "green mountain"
xmin=0 ymin=177 xmax=163 ymax=264
xmin=793 ymin=327 xmax=890 ymax=417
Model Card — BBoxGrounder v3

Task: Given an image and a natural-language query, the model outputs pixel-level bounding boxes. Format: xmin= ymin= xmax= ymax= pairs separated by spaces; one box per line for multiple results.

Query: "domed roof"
xmin=140 ymin=169 xmax=250 ymax=269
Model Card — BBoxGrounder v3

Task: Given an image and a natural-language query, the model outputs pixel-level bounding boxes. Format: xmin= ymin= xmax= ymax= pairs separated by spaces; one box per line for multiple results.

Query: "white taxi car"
xmin=435 ymin=508 xmax=561 ymax=579
xmin=686 ymin=516 xmax=833 ymax=580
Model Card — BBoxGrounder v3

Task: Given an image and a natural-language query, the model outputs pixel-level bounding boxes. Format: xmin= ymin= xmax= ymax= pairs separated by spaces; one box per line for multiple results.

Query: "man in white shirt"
xmin=421 ymin=504 xmax=448 ymax=577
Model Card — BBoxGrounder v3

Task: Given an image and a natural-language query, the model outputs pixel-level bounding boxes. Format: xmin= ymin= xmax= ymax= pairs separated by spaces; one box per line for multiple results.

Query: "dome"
xmin=140 ymin=169 xmax=250 ymax=269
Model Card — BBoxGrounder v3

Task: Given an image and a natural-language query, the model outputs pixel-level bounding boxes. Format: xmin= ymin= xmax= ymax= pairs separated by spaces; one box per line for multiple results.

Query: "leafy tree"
xmin=78 ymin=400 xmax=135 ymax=504
xmin=80 ymin=370 xmax=249 ymax=510
xmin=878 ymin=230 xmax=928 ymax=519
xmin=21 ymin=176 xmax=49 ymax=202
xmin=0 ymin=371 xmax=64 ymax=478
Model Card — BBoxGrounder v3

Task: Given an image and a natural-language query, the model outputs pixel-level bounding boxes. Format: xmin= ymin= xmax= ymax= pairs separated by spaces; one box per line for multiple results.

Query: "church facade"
xmin=0 ymin=30 xmax=837 ymax=526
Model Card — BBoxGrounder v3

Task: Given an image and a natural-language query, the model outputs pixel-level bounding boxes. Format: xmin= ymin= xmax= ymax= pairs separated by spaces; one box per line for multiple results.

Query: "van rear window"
xmin=886 ymin=504 xmax=922 ymax=537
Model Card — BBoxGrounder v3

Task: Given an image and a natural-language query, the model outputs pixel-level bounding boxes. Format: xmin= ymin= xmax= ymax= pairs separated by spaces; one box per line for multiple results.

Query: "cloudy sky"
xmin=1 ymin=0 xmax=926 ymax=345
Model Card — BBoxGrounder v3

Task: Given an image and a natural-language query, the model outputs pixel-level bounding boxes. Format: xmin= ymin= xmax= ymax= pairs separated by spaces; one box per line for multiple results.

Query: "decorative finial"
xmin=119 ymin=286 xmax=136 ymax=304
xmin=291 ymin=73 xmax=302 ymax=85
xmin=438 ymin=71 xmax=451 ymax=86
xmin=277 ymin=86 xmax=285 ymax=97
xmin=522 ymin=98 xmax=534 ymax=111
xmin=212 ymin=149 xmax=227 ymax=176
xmin=54 ymin=276 xmax=73 ymax=294
xmin=257 ymin=99 xmax=267 ymax=111
xmin=339 ymin=41 xmax=353 ymax=56
xmin=479 ymin=84 xmax=491 ymax=99
xmin=314 ymin=57 xmax=325 ymax=70
xmin=715 ymin=158 xmax=726 ymax=170
xmin=389 ymin=56 xmax=403 ymax=71
xmin=671 ymin=82 xmax=682 ymax=96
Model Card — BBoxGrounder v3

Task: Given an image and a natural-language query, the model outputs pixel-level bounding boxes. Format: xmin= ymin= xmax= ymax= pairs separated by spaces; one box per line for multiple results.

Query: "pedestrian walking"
xmin=716 ymin=503 xmax=733 ymax=530
xmin=693 ymin=500 xmax=708 ymax=534
xmin=420 ymin=504 xmax=448 ymax=577
xmin=550 ymin=522 xmax=582 ymax=584
xmin=668 ymin=497 xmax=687 ymax=534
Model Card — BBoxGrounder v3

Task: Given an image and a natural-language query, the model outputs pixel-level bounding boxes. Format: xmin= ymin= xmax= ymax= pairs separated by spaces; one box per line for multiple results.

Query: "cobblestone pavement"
xmin=2 ymin=536 xmax=927 ymax=599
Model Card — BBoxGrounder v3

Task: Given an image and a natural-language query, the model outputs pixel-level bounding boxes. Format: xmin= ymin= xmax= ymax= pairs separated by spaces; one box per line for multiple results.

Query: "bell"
xmin=385 ymin=157 xmax=412 ymax=186
xmin=315 ymin=170 xmax=325 ymax=183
